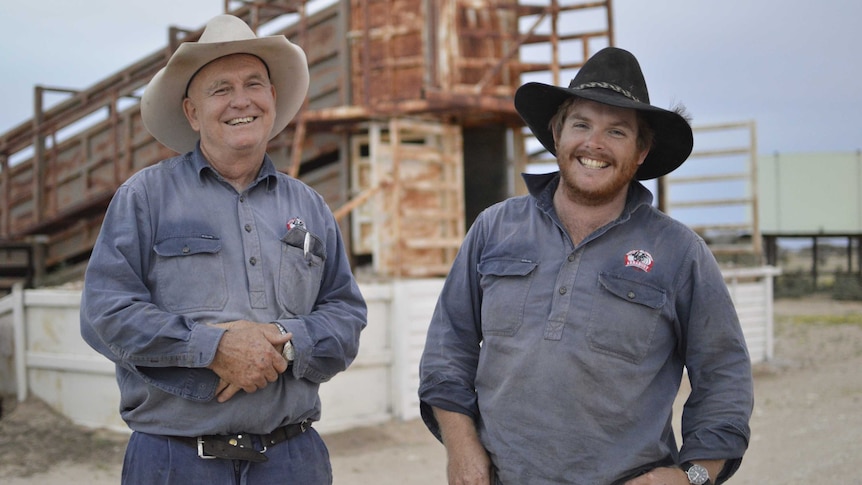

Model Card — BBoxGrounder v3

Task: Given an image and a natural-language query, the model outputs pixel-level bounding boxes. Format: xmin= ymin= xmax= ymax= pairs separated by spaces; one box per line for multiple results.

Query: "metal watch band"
xmin=272 ymin=323 xmax=295 ymax=361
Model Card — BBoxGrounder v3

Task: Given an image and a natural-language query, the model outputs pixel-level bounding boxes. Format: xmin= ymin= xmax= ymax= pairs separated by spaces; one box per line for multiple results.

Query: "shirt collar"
xmin=191 ymin=142 xmax=279 ymax=191
xmin=521 ymin=171 xmax=655 ymax=217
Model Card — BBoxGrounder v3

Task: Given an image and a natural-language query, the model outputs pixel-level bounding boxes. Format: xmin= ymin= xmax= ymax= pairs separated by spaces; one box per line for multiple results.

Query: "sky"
xmin=1 ymin=0 xmax=860 ymax=157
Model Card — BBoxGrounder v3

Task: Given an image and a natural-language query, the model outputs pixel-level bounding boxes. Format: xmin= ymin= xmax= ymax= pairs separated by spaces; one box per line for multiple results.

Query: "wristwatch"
xmin=271 ymin=323 xmax=295 ymax=361
xmin=681 ymin=462 xmax=711 ymax=485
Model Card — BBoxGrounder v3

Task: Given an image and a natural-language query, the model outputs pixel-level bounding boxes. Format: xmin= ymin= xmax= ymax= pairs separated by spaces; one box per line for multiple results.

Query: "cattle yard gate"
xmin=0 ymin=0 xmax=616 ymax=290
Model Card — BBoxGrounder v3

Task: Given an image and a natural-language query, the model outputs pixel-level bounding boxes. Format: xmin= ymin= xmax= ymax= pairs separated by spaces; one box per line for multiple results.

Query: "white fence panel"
xmin=0 ymin=280 xmax=444 ymax=434
xmin=316 ymin=282 xmax=394 ymax=434
xmin=0 ymin=269 xmax=775 ymax=432
xmin=390 ymin=278 xmax=446 ymax=421
xmin=724 ymin=267 xmax=781 ymax=364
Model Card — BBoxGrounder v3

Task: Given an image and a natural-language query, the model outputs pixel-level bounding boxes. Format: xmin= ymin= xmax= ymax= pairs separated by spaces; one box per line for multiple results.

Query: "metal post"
xmin=32 ymin=86 xmax=45 ymax=226
xmin=12 ymin=282 xmax=27 ymax=402
xmin=764 ymin=235 xmax=777 ymax=266
xmin=0 ymin=151 xmax=8 ymax=236
xmin=858 ymin=236 xmax=862 ymax=277
xmin=811 ymin=236 xmax=818 ymax=290
xmin=764 ymin=269 xmax=775 ymax=361
xmin=657 ymin=176 xmax=667 ymax=213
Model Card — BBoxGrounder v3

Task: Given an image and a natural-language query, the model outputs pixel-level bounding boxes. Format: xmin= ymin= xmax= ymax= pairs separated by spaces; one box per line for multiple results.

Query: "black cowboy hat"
xmin=514 ymin=47 xmax=693 ymax=180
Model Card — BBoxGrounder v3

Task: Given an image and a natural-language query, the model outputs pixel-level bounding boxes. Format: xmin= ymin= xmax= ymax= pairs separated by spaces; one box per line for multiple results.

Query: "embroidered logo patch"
xmin=625 ymin=249 xmax=654 ymax=272
xmin=286 ymin=217 xmax=306 ymax=231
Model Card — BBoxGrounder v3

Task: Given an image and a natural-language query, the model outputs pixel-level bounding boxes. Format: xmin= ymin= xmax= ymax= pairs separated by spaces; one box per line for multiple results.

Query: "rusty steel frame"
xmin=0 ymin=0 xmax=613 ymax=287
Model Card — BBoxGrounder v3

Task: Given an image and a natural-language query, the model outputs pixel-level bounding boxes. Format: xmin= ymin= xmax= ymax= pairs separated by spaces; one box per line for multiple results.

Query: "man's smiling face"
xmin=182 ymin=53 xmax=276 ymax=159
xmin=553 ymin=98 xmax=649 ymax=206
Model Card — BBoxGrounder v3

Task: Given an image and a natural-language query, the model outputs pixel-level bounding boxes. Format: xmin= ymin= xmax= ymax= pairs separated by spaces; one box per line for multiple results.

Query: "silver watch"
xmin=682 ymin=462 xmax=711 ymax=485
xmin=282 ymin=340 xmax=295 ymax=361
xmin=272 ymin=323 xmax=295 ymax=361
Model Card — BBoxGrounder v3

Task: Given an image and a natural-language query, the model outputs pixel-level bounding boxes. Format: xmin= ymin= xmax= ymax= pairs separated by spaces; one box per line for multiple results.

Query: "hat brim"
xmin=141 ymin=36 xmax=309 ymax=154
xmin=514 ymin=82 xmax=693 ymax=180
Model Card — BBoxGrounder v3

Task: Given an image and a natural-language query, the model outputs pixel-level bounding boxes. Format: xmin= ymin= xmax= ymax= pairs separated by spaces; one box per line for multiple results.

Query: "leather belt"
xmin=173 ymin=420 xmax=311 ymax=462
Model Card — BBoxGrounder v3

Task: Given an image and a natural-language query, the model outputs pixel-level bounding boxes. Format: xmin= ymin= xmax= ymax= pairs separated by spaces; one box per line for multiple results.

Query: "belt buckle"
xmin=197 ymin=437 xmax=217 ymax=459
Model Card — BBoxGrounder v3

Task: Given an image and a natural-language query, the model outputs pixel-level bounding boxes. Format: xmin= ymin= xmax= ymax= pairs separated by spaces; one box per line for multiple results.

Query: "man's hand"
xmin=207 ymin=320 xmax=293 ymax=402
xmin=434 ymin=407 xmax=494 ymax=485
xmin=624 ymin=466 xmax=688 ymax=484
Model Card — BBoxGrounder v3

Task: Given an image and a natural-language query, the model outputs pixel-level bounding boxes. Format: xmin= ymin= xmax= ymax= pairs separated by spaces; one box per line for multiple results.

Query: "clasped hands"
xmin=207 ymin=320 xmax=293 ymax=403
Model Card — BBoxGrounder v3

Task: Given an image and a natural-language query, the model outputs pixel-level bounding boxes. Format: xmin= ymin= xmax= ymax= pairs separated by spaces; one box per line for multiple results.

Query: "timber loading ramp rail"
xmin=0 ymin=0 xmax=616 ymax=292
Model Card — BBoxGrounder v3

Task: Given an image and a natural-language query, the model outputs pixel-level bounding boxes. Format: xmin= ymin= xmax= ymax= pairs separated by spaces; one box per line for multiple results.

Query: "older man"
xmin=80 ymin=15 xmax=366 ymax=484
xmin=419 ymin=47 xmax=753 ymax=485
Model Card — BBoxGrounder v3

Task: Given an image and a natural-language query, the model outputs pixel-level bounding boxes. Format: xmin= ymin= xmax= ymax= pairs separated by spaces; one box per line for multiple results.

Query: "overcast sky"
xmin=1 ymin=0 xmax=860 ymax=156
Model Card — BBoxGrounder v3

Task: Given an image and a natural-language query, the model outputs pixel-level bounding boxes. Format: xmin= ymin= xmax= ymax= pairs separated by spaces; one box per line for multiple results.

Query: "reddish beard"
xmin=556 ymin=150 xmax=639 ymax=207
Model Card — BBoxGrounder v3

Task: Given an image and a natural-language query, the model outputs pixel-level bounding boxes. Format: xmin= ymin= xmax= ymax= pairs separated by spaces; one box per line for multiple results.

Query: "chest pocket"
xmin=153 ymin=235 xmax=227 ymax=312
xmin=276 ymin=227 xmax=325 ymax=317
xmin=587 ymin=272 xmax=667 ymax=364
xmin=478 ymin=258 xmax=538 ymax=337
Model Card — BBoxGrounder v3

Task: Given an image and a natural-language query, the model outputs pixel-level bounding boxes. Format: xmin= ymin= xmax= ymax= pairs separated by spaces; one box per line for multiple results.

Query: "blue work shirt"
xmin=419 ymin=172 xmax=753 ymax=484
xmin=80 ymin=145 xmax=366 ymax=437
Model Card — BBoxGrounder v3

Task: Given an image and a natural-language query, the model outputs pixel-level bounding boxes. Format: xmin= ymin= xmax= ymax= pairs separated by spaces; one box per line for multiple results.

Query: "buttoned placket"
xmin=545 ymin=249 xmax=581 ymax=340
xmin=238 ymin=192 xmax=268 ymax=309
xmin=537 ymin=187 xmax=583 ymax=341
xmin=538 ymin=184 xmax=631 ymax=342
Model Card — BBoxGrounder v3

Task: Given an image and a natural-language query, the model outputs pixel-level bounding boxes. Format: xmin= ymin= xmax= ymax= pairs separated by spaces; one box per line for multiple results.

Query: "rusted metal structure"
xmin=0 ymin=0 xmax=614 ymax=290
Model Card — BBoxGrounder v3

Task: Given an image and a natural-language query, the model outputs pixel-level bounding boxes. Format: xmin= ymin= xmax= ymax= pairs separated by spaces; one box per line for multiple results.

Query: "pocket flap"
xmin=597 ymin=272 xmax=666 ymax=309
xmin=154 ymin=236 xmax=221 ymax=257
xmin=478 ymin=258 xmax=537 ymax=277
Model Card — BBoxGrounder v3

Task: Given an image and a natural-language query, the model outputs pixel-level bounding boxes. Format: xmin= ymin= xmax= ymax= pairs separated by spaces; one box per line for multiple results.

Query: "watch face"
xmin=686 ymin=464 xmax=710 ymax=485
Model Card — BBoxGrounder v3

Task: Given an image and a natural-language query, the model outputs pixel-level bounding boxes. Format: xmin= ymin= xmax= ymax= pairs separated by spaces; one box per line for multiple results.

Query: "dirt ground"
xmin=1 ymin=295 xmax=861 ymax=484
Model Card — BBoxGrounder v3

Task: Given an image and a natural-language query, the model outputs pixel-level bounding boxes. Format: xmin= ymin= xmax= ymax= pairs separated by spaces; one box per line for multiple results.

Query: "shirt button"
xmin=559 ymin=286 xmax=568 ymax=295
xmin=627 ymin=291 xmax=636 ymax=299
xmin=182 ymin=246 xmax=190 ymax=254
xmin=239 ymin=195 xmax=245 ymax=203
xmin=244 ymin=224 xmax=252 ymax=232
xmin=249 ymin=257 xmax=257 ymax=266
xmin=568 ymin=254 xmax=575 ymax=262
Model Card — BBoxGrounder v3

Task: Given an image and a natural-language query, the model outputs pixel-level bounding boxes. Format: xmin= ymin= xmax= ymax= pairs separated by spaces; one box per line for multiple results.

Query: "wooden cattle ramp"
xmin=0 ymin=0 xmax=615 ymax=290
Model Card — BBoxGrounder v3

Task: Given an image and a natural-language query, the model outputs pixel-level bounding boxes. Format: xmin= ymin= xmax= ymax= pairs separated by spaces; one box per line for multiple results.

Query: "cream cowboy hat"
xmin=514 ymin=47 xmax=693 ymax=180
xmin=141 ymin=14 xmax=310 ymax=154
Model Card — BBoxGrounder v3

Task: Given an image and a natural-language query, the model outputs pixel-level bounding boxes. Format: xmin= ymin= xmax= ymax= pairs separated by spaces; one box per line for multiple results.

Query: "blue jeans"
xmin=122 ymin=428 xmax=332 ymax=485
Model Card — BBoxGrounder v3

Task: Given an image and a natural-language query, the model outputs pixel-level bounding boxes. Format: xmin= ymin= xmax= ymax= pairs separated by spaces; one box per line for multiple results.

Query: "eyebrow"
xmin=202 ymin=72 xmax=269 ymax=95
xmin=568 ymin=109 xmax=637 ymax=132
xmin=203 ymin=80 xmax=231 ymax=94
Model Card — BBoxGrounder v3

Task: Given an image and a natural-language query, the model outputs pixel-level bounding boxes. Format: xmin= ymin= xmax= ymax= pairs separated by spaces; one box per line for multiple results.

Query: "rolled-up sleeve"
xmin=418 ymin=215 xmax=486 ymax=441
xmin=80 ymin=182 xmax=223 ymax=401
xmin=676 ymin=239 xmax=754 ymax=480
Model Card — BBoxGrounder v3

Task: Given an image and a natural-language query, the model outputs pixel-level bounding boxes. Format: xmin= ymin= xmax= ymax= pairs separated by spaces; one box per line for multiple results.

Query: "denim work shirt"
xmin=81 ymin=145 xmax=366 ymax=437
xmin=419 ymin=172 xmax=753 ymax=485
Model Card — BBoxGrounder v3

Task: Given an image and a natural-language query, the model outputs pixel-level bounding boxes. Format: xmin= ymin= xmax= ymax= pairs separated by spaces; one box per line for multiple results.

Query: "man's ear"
xmin=182 ymin=98 xmax=201 ymax=133
xmin=636 ymin=146 xmax=650 ymax=167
